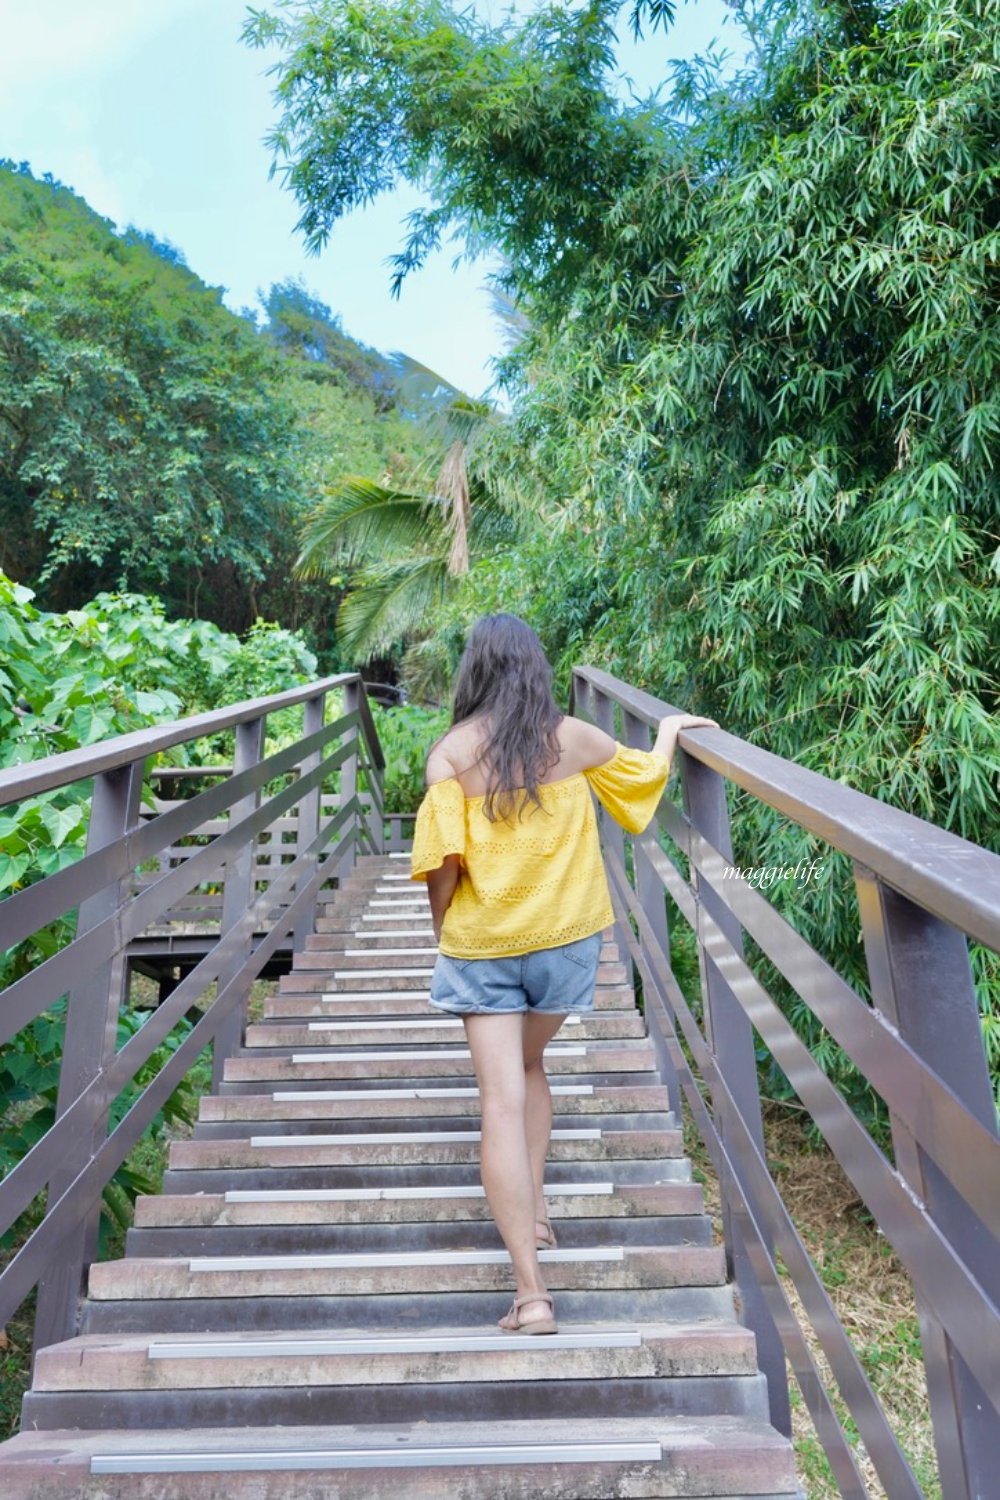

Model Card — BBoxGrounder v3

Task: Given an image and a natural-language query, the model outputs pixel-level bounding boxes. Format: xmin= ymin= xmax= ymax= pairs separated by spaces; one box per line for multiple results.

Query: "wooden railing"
xmin=572 ymin=665 xmax=1000 ymax=1500
xmin=4 ymin=656 xmax=998 ymax=1499
xmin=131 ymin=771 xmax=414 ymax=944
xmin=0 ymin=674 xmax=385 ymax=1351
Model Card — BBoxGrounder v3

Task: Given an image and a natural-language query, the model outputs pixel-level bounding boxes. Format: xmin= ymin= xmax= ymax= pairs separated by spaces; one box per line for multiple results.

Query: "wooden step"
xmin=87 ymin=1245 xmax=728 ymax=1302
xmin=165 ymin=1127 xmax=683 ymax=1170
xmin=277 ymin=970 xmax=626 ymax=995
xmin=288 ymin=954 xmax=629 ymax=983
xmin=265 ymin=985 xmax=637 ymax=1015
xmin=134 ymin=1181 xmax=704 ymax=1228
xmin=124 ymin=1212 xmax=712 ymax=1258
xmin=196 ymin=1083 xmax=671 ymax=1123
xmin=302 ymin=934 xmax=618 ymax=957
xmin=159 ymin=1161 xmax=692 ymax=1197
xmin=0 ymin=1416 xmax=800 ymax=1498
xmin=191 ymin=1111 xmax=674 ymax=1140
xmin=30 ymin=1320 xmax=760 ymax=1390
xmin=81 ymin=1283 xmax=740 ymax=1336
xmin=24 ymin=1322 xmax=768 ymax=1428
xmin=222 ymin=1041 xmax=660 ymax=1082
xmin=244 ymin=1013 xmax=646 ymax=1046
xmin=125 ymin=1214 xmax=712 ymax=1258
xmin=313 ymin=914 xmax=440 ymax=931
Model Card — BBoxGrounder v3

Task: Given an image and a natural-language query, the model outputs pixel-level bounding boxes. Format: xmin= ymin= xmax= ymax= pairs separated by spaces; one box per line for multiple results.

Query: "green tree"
xmin=0 ymin=164 xmax=299 ymax=612
xmin=0 ymin=165 xmax=435 ymax=649
xmin=296 ymin=363 xmax=513 ymax=668
xmin=247 ymin=0 xmax=1000 ymax=1111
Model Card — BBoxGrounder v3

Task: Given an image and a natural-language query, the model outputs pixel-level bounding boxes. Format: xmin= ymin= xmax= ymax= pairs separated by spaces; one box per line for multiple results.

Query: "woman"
xmin=410 ymin=614 xmax=718 ymax=1334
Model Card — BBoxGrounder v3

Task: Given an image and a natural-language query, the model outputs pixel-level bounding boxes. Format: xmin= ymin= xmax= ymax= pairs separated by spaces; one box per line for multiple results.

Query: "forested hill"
xmin=0 ymin=161 xmax=431 ymax=651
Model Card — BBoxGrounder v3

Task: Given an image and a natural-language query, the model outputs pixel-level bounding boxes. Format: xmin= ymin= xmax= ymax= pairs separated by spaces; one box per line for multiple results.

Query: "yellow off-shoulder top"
xmin=410 ymin=742 xmax=671 ymax=959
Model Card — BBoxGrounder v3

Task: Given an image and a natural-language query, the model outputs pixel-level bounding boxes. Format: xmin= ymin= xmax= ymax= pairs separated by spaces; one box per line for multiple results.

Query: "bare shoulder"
xmin=424 ymin=719 xmax=485 ymax=785
xmin=424 ymin=732 xmax=460 ymax=787
xmin=560 ymin=715 xmax=617 ymax=769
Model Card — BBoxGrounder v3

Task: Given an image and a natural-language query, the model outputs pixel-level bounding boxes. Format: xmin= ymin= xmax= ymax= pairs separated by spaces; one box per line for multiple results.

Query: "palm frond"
xmin=437 ymin=441 xmax=471 ymax=576
xmin=388 ymin=351 xmax=496 ymax=448
xmin=468 ymin=479 xmax=522 ymax=547
xmin=336 ymin=555 xmax=451 ymax=662
xmin=387 ymin=352 xmax=466 ymax=411
xmin=488 ymin=285 xmax=531 ymax=349
xmin=296 ymin=477 xmax=443 ymax=576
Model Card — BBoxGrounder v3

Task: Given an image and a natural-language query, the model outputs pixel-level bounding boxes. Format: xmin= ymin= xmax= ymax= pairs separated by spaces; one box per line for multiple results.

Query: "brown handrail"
xmin=0 ymin=674 xmax=354 ymax=806
xmin=575 ymin=665 xmax=1000 ymax=950
xmin=572 ymin=664 xmax=1000 ymax=1500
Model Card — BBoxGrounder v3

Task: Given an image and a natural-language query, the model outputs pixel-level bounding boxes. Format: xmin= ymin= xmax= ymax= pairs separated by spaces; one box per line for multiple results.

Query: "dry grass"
xmin=684 ymin=1102 xmax=941 ymax=1499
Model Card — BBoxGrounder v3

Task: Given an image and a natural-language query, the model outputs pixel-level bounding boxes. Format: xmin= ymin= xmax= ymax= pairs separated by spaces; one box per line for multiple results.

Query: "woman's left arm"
xmin=427 ymin=854 xmax=461 ymax=943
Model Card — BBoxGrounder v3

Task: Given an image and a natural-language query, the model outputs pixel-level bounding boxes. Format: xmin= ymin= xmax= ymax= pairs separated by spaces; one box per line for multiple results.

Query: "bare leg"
xmin=463 ymin=1013 xmax=552 ymax=1328
xmin=523 ymin=1011 xmax=569 ymax=1239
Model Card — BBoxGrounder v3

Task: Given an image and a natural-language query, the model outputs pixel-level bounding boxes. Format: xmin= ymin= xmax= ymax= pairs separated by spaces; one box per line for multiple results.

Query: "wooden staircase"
xmin=1 ymin=853 xmax=801 ymax=1497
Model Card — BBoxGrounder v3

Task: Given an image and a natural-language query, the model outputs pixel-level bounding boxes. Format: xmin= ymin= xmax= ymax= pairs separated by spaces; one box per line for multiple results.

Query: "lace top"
xmin=410 ymin=742 xmax=671 ymax=959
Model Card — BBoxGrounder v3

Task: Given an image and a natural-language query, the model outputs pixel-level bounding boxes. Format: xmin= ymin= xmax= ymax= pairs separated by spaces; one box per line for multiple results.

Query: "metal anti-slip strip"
xmin=329 ymin=972 xmax=434 ymax=984
xmin=306 ymin=1018 xmax=465 ymax=1031
xmin=223 ymin=1182 xmax=615 ymax=1202
xmin=187 ymin=1247 xmax=625 ymax=1271
xmin=269 ymin=1085 xmax=595 ymax=1100
xmin=362 ymin=911 xmax=431 ymax=918
xmin=246 ymin=1128 xmax=602 ymax=1146
xmin=91 ymin=1440 xmax=664 ymax=1473
xmin=344 ymin=946 xmax=437 ymax=955
xmin=289 ymin=1045 xmax=588 ymax=1061
xmin=352 ymin=930 xmax=435 ymax=938
xmin=318 ymin=991 xmax=432 ymax=1001
xmin=304 ymin=1016 xmax=583 ymax=1032
xmin=147 ymin=1330 xmax=644 ymax=1359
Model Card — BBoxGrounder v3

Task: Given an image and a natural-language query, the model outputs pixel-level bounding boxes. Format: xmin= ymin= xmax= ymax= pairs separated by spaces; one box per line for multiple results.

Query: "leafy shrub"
xmin=0 ymin=574 xmax=320 ymax=1265
xmin=371 ymin=703 xmax=449 ymax=812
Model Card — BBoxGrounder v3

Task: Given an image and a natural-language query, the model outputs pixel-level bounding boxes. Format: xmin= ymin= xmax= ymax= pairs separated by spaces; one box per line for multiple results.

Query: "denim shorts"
xmin=428 ymin=932 xmax=603 ymax=1016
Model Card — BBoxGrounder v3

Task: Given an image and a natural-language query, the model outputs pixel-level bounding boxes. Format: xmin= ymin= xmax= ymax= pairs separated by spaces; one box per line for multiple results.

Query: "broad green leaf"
xmin=0 ymin=851 xmax=30 ymax=892
xmin=38 ymin=803 xmax=86 ymax=849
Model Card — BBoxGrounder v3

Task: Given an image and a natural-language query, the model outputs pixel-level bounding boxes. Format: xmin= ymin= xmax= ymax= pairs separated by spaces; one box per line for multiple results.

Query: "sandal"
xmin=535 ymin=1218 xmax=558 ymax=1250
xmin=499 ymin=1292 xmax=558 ymax=1335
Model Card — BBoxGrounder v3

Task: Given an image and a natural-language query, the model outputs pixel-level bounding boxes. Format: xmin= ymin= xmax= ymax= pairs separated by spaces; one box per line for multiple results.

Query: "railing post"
xmin=211 ymin=715 xmax=265 ymax=1092
xmin=855 ymin=866 xmax=1000 ymax=1500
xmin=292 ymin=691 xmax=327 ymax=952
xmin=586 ymin=685 xmax=636 ymax=994
xmin=33 ymin=759 xmax=144 ymax=1352
xmin=682 ymin=749 xmax=791 ymax=1437
xmin=338 ymin=679 xmax=360 ymax=884
xmin=368 ymin=781 xmax=385 ymax=856
xmin=623 ymin=709 xmax=682 ymax=1116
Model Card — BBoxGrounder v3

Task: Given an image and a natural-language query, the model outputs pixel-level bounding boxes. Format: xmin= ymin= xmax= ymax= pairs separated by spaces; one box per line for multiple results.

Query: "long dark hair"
xmin=450 ymin=614 xmax=563 ymax=822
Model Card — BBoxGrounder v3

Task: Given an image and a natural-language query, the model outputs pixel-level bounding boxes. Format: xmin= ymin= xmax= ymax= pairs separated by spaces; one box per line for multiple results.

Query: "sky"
xmin=0 ymin=0 xmax=746 ymax=398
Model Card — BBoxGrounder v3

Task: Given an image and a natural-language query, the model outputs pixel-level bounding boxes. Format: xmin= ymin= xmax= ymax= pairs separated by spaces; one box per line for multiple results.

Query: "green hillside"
xmin=0 ymin=162 xmax=429 ymax=654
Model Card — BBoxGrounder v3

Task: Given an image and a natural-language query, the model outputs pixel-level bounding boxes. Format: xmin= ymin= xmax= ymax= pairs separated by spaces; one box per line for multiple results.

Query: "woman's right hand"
xmin=662 ymin=714 xmax=719 ymax=733
xmin=653 ymin=713 xmax=719 ymax=761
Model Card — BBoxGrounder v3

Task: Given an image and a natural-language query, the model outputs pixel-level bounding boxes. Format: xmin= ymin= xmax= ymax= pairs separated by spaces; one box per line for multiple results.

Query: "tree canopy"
xmin=250 ymin=0 xmax=1000 ymax=1104
xmin=0 ymin=163 xmax=432 ymax=643
xmin=249 ymin=0 xmax=1000 ymax=824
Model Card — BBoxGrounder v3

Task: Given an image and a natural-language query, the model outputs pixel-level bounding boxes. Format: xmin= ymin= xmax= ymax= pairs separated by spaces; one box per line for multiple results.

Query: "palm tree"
xmin=295 ymin=357 xmax=513 ymax=665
